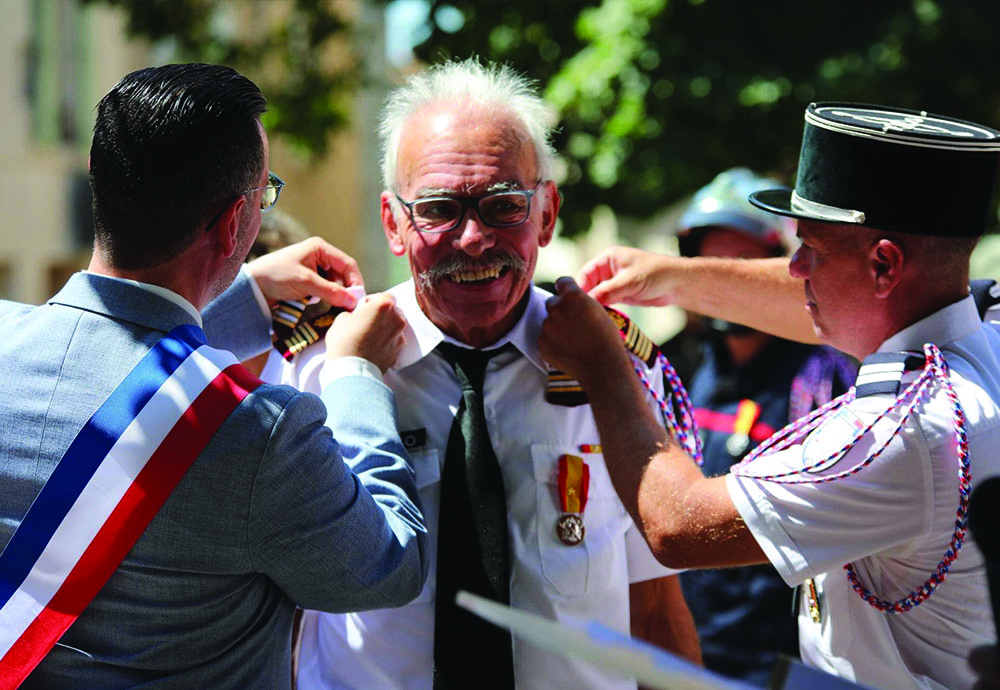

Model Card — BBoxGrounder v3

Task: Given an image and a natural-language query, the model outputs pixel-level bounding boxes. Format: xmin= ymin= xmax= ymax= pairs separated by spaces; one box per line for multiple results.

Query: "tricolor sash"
xmin=0 ymin=324 xmax=262 ymax=688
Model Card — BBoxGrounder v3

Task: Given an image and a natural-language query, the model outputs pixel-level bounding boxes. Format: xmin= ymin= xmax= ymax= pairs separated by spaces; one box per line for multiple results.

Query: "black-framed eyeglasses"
xmin=246 ymin=171 xmax=285 ymax=212
xmin=394 ymin=183 xmax=541 ymax=234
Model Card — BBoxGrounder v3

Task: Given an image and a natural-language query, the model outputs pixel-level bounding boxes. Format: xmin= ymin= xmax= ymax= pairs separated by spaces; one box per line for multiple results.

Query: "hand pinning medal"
xmin=556 ymin=454 xmax=589 ymax=546
xmin=271 ymin=285 xmax=367 ymax=361
xmin=544 ymin=305 xmax=704 ymax=466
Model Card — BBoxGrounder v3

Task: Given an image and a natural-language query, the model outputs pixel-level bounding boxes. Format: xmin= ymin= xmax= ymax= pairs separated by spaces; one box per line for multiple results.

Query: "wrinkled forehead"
xmin=796 ymin=219 xmax=875 ymax=256
xmin=395 ymin=102 xmax=538 ymax=194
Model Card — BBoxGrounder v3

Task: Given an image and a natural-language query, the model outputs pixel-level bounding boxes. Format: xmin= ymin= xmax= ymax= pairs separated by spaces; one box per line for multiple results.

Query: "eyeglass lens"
xmin=260 ymin=173 xmax=283 ymax=211
xmin=411 ymin=191 xmax=530 ymax=231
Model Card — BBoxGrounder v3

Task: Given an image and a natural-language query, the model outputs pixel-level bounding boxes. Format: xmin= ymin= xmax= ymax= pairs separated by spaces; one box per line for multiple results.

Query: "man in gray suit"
xmin=0 ymin=63 xmax=426 ymax=689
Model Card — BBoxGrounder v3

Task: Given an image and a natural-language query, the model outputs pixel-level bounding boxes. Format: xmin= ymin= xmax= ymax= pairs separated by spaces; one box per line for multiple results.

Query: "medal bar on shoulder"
xmin=271 ymin=285 xmax=366 ymax=362
xmin=545 ymin=306 xmax=703 ymax=465
xmin=555 ymin=454 xmax=589 ymax=546
xmin=276 ymin=310 xmax=339 ymax=361
xmin=603 ymin=307 xmax=657 ymax=367
xmin=272 ymin=298 xmax=307 ymax=333
xmin=271 ymin=298 xmax=343 ymax=362
xmin=546 ymin=306 xmax=658 ymax=406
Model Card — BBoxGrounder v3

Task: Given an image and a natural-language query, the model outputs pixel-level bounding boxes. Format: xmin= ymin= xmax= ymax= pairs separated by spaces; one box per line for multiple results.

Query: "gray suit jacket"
xmin=0 ymin=271 xmax=426 ymax=689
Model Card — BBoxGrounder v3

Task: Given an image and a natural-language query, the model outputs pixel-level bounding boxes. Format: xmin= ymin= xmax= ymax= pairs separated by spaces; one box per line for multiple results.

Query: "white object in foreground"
xmin=456 ymin=591 xmax=757 ymax=690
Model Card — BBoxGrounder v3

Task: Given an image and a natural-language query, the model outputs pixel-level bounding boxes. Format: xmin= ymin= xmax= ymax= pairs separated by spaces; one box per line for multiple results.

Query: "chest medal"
xmin=555 ymin=454 xmax=589 ymax=546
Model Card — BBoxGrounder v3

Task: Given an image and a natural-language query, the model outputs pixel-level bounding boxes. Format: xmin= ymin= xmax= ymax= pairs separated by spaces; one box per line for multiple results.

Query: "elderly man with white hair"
xmin=283 ymin=59 xmax=700 ymax=690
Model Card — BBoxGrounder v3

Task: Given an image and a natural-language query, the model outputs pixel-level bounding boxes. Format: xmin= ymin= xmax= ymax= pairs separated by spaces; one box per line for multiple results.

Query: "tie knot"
xmin=436 ymin=343 xmax=509 ymax=392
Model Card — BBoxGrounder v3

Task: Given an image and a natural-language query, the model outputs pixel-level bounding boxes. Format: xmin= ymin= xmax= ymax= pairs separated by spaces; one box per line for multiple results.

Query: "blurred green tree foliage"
xmin=415 ymin=0 xmax=1000 ymax=235
xmin=81 ymin=0 xmax=357 ymax=157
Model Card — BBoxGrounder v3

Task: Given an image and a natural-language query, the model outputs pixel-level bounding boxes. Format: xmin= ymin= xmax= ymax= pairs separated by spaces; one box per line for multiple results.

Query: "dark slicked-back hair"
xmin=90 ymin=63 xmax=266 ymax=269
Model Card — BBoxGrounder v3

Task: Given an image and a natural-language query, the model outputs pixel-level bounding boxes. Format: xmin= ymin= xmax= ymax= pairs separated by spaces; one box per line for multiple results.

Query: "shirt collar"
xmin=878 ymin=294 xmax=981 ymax=354
xmin=390 ymin=279 xmax=549 ymax=374
xmin=84 ymin=271 xmax=203 ymax=326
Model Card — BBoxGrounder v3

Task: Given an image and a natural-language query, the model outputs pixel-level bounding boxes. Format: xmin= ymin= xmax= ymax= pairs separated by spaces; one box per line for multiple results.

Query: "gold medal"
xmin=556 ymin=454 xmax=590 ymax=547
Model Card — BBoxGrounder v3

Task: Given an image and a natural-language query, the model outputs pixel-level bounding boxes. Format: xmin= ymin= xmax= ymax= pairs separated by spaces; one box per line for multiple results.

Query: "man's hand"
xmin=579 ymin=249 xmax=818 ymax=344
xmin=577 ymin=246 xmax=679 ymax=307
xmin=246 ymin=237 xmax=365 ymax=310
xmin=539 ymin=277 xmax=630 ymax=383
xmin=324 ymin=293 xmax=406 ymax=374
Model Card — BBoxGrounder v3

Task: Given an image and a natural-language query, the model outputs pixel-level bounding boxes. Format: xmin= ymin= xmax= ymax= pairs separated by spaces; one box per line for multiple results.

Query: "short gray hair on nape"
xmin=378 ymin=58 xmax=556 ymax=192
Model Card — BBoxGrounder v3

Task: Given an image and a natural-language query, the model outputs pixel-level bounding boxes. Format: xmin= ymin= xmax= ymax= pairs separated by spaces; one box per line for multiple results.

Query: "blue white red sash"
xmin=0 ymin=324 xmax=262 ymax=687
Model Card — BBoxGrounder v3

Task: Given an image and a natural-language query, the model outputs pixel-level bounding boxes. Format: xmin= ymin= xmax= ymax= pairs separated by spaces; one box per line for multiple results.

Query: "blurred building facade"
xmin=1 ymin=0 xmax=137 ymax=302
xmin=0 ymin=0 xmax=394 ymax=305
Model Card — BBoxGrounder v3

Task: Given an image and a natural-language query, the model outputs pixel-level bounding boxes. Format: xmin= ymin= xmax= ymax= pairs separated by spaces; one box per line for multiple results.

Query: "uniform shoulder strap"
xmin=545 ymin=307 xmax=661 ymax=406
xmin=854 ymin=351 xmax=925 ymax=398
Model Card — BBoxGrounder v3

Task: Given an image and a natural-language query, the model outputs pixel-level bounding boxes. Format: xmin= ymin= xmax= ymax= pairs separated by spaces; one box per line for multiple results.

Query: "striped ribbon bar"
xmin=0 ymin=324 xmax=262 ymax=688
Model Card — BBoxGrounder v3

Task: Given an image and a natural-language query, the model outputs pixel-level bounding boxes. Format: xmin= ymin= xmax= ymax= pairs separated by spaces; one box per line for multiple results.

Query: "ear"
xmin=870 ymin=238 xmax=905 ymax=299
xmin=208 ymin=196 xmax=247 ymax=258
xmin=381 ymin=192 xmax=407 ymax=257
xmin=537 ymin=180 xmax=560 ymax=248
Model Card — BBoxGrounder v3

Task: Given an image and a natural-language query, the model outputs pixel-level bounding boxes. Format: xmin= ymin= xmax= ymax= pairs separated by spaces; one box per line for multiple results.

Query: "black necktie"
xmin=433 ymin=343 xmax=514 ymax=689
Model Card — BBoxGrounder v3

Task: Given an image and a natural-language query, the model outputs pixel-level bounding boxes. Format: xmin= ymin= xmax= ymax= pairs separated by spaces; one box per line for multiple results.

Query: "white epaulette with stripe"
xmin=854 ymin=351 xmax=925 ymax=398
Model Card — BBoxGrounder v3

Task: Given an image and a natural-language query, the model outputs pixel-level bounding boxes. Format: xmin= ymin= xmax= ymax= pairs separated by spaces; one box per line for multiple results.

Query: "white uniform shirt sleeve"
xmin=726 ymin=394 xmax=936 ymax=587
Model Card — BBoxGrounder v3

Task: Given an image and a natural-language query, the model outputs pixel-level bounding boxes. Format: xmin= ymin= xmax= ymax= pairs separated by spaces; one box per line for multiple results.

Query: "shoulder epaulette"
xmin=271 ymin=299 xmax=342 ymax=362
xmin=970 ymin=279 xmax=999 ymax=321
xmin=854 ymin=351 xmax=925 ymax=398
xmin=603 ymin=307 xmax=660 ymax=368
xmin=545 ymin=307 xmax=661 ymax=407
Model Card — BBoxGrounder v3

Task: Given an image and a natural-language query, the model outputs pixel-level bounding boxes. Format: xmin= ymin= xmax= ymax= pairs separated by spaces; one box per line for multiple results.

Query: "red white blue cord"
xmin=731 ymin=343 xmax=970 ymax=614
xmin=631 ymin=351 xmax=704 ymax=466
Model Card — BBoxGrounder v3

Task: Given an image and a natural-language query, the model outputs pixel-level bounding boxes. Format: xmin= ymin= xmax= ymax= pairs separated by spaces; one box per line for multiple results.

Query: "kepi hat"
xmin=749 ymin=102 xmax=1000 ymax=236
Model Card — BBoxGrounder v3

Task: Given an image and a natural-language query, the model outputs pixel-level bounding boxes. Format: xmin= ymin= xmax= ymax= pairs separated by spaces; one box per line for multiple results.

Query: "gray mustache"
xmin=417 ymin=251 xmax=528 ymax=289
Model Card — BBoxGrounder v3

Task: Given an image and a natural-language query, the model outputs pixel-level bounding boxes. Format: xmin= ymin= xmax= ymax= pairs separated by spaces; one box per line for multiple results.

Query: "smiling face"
xmin=382 ymin=102 xmax=559 ymax=347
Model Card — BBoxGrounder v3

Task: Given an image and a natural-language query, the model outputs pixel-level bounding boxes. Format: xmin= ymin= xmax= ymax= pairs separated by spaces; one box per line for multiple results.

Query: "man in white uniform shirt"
xmin=285 ymin=59 xmax=699 ymax=690
xmin=540 ymin=103 xmax=1000 ymax=689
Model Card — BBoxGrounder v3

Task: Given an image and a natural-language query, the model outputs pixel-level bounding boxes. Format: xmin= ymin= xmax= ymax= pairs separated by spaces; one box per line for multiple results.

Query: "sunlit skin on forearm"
xmin=577 ymin=249 xmax=819 ymax=345
xmin=540 ymin=278 xmax=767 ymax=570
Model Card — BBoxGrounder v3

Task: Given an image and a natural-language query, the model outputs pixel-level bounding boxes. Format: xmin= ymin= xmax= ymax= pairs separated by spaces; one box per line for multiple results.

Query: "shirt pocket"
xmin=411 ymin=447 xmax=441 ymax=605
xmin=530 ymin=444 xmax=626 ymax=598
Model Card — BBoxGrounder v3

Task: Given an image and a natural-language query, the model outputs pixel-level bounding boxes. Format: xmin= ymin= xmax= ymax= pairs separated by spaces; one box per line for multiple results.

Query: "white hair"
xmin=378 ymin=58 xmax=556 ymax=191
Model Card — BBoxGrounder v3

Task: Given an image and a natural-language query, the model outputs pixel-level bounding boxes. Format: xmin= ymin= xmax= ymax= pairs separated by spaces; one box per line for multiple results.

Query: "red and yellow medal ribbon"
xmin=558 ymin=454 xmax=590 ymax=514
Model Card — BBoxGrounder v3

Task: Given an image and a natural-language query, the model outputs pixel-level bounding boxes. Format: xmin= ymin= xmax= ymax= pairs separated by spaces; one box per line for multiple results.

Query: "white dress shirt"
xmin=282 ymin=281 xmax=673 ymax=690
xmin=728 ymin=296 xmax=1000 ymax=689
